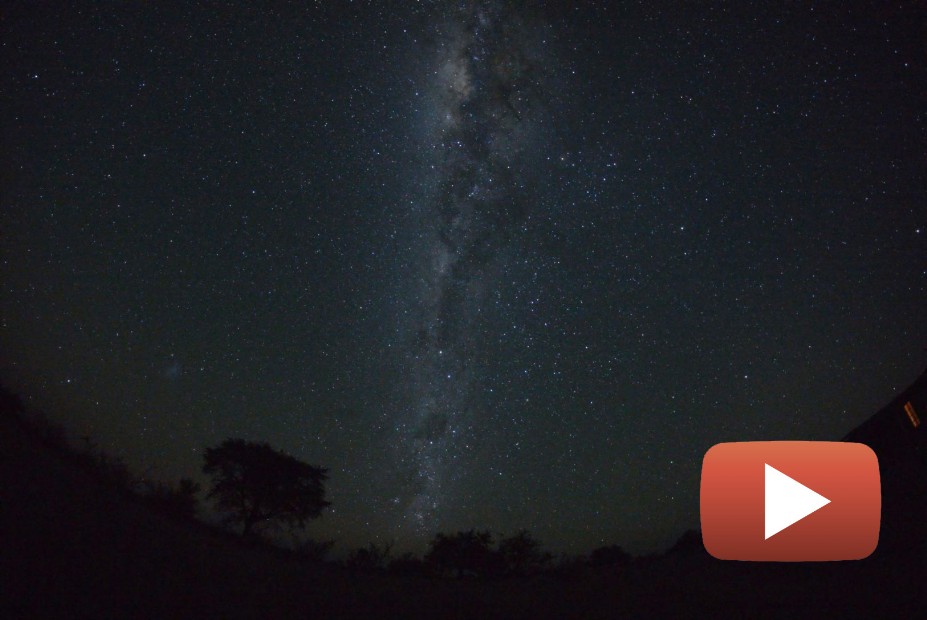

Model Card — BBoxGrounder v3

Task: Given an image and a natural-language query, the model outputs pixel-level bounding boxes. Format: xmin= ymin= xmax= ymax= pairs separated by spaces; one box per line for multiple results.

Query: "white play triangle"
xmin=764 ymin=463 xmax=831 ymax=540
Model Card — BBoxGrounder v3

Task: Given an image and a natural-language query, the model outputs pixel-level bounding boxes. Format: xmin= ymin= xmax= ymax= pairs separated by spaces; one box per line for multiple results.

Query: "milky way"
xmin=393 ymin=2 xmax=548 ymax=532
xmin=4 ymin=0 xmax=924 ymax=556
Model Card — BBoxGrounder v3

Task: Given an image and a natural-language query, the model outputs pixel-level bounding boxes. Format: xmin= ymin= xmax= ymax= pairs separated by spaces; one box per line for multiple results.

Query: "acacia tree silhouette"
xmin=202 ymin=439 xmax=330 ymax=537
xmin=425 ymin=530 xmax=500 ymax=578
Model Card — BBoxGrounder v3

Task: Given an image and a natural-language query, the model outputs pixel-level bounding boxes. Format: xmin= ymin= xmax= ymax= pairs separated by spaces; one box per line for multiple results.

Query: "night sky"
xmin=2 ymin=1 xmax=924 ymax=555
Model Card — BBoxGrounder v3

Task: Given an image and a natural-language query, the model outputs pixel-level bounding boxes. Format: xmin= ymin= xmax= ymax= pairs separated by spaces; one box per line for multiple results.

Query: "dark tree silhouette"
xmin=202 ymin=438 xmax=330 ymax=537
xmin=425 ymin=530 xmax=501 ymax=578
xmin=498 ymin=530 xmax=551 ymax=575
xmin=388 ymin=552 xmax=428 ymax=577
xmin=666 ymin=529 xmax=704 ymax=557
xmin=589 ymin=544 xmax=631 ymax=568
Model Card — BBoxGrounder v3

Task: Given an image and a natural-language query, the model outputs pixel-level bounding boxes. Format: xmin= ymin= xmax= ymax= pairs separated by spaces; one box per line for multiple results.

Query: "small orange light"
xmin=903 ymin=401 xmax=920 ymax=428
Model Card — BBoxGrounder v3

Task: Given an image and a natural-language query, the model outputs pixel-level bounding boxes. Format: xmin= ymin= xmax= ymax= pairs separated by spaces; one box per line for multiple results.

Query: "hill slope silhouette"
xmin=1 ymin=382 xmax=924 ymax=619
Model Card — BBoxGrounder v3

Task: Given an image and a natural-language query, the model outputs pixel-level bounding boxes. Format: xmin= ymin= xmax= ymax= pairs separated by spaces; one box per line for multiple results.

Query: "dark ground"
xmin=1 ymin=409 xmax=923 ymax=619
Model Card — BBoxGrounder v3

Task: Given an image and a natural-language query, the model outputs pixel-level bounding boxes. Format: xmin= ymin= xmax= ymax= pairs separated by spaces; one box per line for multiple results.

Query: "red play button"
xmin=700 ymin=441 xmax=880 ymax=561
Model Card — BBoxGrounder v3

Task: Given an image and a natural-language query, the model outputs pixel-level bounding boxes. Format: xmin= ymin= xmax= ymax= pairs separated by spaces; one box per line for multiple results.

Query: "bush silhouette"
xmin=346 ymin=542 xmax=392 ymax=572
xmin=425 ymin=530 xmax=502 ymax=578
xmin=292 ymin=537 xmax=335 ymax=562
xmin=388 ymin=552 xmax=428 ymax=577
xmin=202 ymin=438 xmax=330 ymax=537
xmin=141 ymin=477 xmax=201 ymax=519
xmin=76 ymin=435 xmax=133 ymax=491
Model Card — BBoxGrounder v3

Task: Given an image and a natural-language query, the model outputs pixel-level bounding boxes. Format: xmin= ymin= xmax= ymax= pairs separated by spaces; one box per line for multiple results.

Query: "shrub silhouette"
xmin=346 ymin=542 xmax=392 ymax=572
xmin=202 ymin=438 xmax=330 ymax=537
xmin=141 ymin=477 xmax=201 ymax=519
xmin=76 ymin=435 xmax=133 ymax=491
xmin=292 ymin=537 xmax=335 ymax=562
xmin=388 ymin=552 xmax=428 ymax=577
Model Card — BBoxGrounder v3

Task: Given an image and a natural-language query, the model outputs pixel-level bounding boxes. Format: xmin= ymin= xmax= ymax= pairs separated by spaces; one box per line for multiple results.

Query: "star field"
xmin=2 ymin=1 xmax=925 ymax=554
